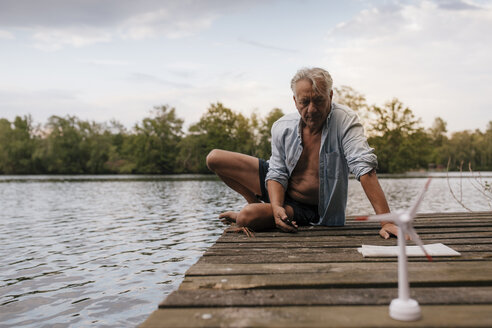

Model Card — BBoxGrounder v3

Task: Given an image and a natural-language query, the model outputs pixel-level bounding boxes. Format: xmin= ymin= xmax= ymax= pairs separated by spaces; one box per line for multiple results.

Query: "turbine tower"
xmin=357 ymin=178 xmax=433 ymax=321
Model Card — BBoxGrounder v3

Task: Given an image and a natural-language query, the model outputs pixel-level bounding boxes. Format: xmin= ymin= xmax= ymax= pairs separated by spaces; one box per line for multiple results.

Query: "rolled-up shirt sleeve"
xmin=265 ymin=122 xmax=289 ymax=190
xmin=341 ymin=112 xmax=378 ymax=180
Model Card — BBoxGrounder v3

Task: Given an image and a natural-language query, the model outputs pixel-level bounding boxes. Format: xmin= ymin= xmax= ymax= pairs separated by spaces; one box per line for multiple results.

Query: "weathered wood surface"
xmin=209 ymin=238 xmax=492 ymax=248
xmin=140 ymin=212 xmax=492 ymax=327
xmin=160 ymin=287 xmax=492 ymax=307
xmin=179 ymin=262 xmax=492 ymax=290
xmin=195 ymin=252 xmax=492 ymax=264
xmin=185 ymin=261 xmax=491 ymax=276
xmin=142 ymin=305 xmax=492 ymax=327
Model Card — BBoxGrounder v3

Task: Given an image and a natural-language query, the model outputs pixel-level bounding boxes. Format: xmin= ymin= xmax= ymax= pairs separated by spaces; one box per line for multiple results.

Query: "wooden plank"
xmin=210 ymin=238 xmax=492 ymax=249
xmin=196 ymin=251 xmax=491 ymax=264
xmin=225 ymin=224 xmax=492 ymax=233
xmin=159 ymin=287 xmax=492 ymax=308
xmin=217 ymin=232 xmax=492 ymax=243
xmin=140 ymin=305 xmax=492 ymax=328
xmin=375 ymin=217 xmax=492 ymax=222
xmin=350 ymin=216 xmax=492 ymax=223
xmin=340 ymin=222 xmax=492 ymax=229
xmin=348 ymin=212 xmax=492 ymax=219
xmin=185 ymin=261 xmax=492 ymax=276
xmin=371 ymin=211 xmax=492 ymax=219
xmin=308 ymin=221 xmax=492 ymax=229
xmin=204 ymin=244 xmax=491 ymax=256
xmin=179 ymin=263 xmax=492 ymax=290
xmin=348 ymin=217 xmax=492 ymax=223
xmin=223 ymin=227 xmax=492 ymax=238
xmin=221 ymin=226 xmax=492 ymax=238
xmin=412 ymin=211 xmax=492 ymax=218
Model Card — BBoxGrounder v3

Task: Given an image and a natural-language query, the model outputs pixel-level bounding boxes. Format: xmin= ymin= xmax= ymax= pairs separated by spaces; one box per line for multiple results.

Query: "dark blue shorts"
xmin=257 ymin=158 xmax=319 ymax=226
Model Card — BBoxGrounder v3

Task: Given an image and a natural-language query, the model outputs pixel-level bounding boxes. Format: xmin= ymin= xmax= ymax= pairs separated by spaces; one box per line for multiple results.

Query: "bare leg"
xmin=206 ymin=149 xmax=263 ymax=204
xmin=235 ymin=203 xmax=295 ymax=231
xmin=207 ymin=149 xmax=295 ymax=233
xmin=217 ymin=175 xmax=258 ymax=204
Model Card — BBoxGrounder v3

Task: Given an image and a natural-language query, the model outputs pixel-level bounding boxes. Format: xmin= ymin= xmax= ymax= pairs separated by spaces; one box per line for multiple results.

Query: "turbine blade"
xmin=409 ymin=226 xmax=433 ymax=262
xmin=409 ymin=177 xmax=432 ymax=219
xmin=356 ymin=212 xmax=400 ymax=223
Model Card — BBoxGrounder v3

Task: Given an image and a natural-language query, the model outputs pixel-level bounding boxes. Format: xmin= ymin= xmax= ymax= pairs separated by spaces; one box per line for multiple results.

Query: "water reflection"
xmin=0 ymin=174 xmax=490 ymax=327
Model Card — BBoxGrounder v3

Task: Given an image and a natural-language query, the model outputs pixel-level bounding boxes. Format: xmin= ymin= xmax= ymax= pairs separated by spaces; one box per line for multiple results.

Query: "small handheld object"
xmin=283 ymin=217 xmax=294 ymax=226
xmin=281 ymin=217 xmax=298 ymax=231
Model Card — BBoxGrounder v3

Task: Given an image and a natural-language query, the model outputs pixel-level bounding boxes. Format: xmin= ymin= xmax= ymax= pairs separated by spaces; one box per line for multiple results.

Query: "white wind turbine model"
xmin=356 ymin=178 xmax=433 ymax=321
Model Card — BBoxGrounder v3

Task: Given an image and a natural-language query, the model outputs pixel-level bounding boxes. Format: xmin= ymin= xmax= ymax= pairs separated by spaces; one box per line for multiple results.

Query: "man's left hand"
xmin=379 ymin=222 xmax=398 ymax=239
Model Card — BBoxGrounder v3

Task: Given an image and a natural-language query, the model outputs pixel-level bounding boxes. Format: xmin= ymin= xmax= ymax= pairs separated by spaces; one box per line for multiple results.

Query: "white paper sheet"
xmin=357 ymin=243 xmax=461 ymax=257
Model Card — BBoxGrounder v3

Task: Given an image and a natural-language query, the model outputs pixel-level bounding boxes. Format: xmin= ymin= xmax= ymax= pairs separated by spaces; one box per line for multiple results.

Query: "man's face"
xmin=293 ymin=79 xmax=332 ymax=132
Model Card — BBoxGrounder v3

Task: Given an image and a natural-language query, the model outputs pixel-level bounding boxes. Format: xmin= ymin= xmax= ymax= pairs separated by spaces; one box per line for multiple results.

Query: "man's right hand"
xmin=272 ymin=205 xmax=298 ymax=233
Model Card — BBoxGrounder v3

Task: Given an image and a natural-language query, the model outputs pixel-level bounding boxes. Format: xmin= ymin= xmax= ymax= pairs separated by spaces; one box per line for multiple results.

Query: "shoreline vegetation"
xmin=1 ymin=86 xmax=491 ymax=175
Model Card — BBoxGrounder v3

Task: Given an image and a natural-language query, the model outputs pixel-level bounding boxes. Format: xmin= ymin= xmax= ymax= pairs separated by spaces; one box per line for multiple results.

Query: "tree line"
xmin=1 ymin=87 xmax=491 ymax=174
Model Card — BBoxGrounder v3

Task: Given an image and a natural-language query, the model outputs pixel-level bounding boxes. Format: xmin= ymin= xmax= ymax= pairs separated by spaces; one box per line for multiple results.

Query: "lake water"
xmin=1 ymin=173 xmax=491 ymax=327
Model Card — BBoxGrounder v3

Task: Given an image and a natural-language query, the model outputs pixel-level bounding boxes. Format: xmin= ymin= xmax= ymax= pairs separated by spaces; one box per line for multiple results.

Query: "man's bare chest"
xmin=292 ymin=133 xmax=321 ymax=175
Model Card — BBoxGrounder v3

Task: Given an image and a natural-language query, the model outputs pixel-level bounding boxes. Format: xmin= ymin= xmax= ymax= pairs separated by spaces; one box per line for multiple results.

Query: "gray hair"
xmin=290 ymin=67 xmax=333 ymax=97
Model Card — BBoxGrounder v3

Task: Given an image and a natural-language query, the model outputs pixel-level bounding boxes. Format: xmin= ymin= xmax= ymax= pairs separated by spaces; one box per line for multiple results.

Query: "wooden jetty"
xmin=140 ymin=212 xmax=492 ymax=327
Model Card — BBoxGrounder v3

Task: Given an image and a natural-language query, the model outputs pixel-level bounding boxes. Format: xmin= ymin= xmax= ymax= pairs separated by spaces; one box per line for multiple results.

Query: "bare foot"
xmin=219 ymin=211 xmax=238 ymax=225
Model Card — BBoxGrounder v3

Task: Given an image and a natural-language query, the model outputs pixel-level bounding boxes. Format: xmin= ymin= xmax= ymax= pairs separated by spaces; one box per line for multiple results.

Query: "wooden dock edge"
xmin=140 ymin=211 xmax=492 ymax=327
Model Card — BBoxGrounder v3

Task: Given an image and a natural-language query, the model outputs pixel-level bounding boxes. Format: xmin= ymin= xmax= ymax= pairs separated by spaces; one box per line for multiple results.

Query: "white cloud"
xmin=324 ymin=0 xmax=492 ymax=132
xmin=238 ymin=37 xmax=299 ymax=53
xmin=80 ymin=72 xmax=289 ymax=130
xmin=121 ymin=8 xmax=217 ymax=40
xmin=32 ymin=27 xmax=113 ymax=51
xmin=0 ymin=0 xmax=270 ymax=49
xmin=0 ymin=74 xmax=283 ymax=131
xmin=127 ymin=73 xmax=193 ymax=88
xmin=0 ymin=87 xmax=100 ymax=124
xmin=82 ymin=59 xmax=130 ymax=66
xmin=0 ymin=30 xmax=14 ymax=39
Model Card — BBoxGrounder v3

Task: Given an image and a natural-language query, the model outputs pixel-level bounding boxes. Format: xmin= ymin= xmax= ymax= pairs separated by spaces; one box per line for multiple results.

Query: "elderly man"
xmin=206 ymin=67 xmax=397 ymax=238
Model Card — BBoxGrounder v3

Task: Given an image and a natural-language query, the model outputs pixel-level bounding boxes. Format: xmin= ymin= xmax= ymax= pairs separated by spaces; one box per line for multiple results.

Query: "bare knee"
xmin=206 ymin=149 xmax=224 ymax=172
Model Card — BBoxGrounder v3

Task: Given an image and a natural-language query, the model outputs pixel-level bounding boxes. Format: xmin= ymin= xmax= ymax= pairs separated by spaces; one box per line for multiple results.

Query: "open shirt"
xmin=265 ymin=102 xmax=378 ymax=226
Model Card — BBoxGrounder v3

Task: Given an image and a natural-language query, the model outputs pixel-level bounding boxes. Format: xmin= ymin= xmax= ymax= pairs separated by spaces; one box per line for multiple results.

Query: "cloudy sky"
xmin=0 ymin=0 xmax=491 ymax=132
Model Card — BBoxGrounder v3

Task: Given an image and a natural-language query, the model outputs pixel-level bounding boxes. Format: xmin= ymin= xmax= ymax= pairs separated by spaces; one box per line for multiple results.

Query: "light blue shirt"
xmin=265 ymin=102 xmax=378 ymax=226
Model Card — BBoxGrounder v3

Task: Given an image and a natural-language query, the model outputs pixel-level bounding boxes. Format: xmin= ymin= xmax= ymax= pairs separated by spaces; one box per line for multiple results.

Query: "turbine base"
xmin=389 ymin=298 xmax=421 ymax=321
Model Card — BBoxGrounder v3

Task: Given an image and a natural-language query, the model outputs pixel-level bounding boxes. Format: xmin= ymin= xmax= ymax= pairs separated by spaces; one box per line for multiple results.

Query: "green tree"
xmin=0 ymin=115 xmax=39 ymax=174
xmin=429 ymin=117 xmax=448 ymax=147
xmin=0 ymin=119 xmax=10 ymax=173
xmin=484 ymin=122 xmax=492 ymax=170
xmin=427 ymin=117 xmax=449 ymax=168
xmin=443 ymin=121 xmax=492 ymax=171
xmin=446 ymin=130 xmax=474 ymax=170
xmin=189 ymin=102 xmax=254 ymax=152
xmin=82 ymin=121 xmax=115 ymax=174
xmin=175 ymin=134 xmax=209 ymax=173
xmin=334 ymin=85 xmax=371 ymax=134
xmin=130 ymin=105 xmax=184 ymax=173
xmin=368 ymin=98 xmax=428 ymax=172
xmin=4 ymin=94 xmax=490 ymax=175
xmin=177 ymin=102 xmax=256 ymax=173
xmin=104 ymin=120 xmax=136 ymax=174
xmin=256 ymin=108 xmax=284 ymax=159
xmin=371 ymin=98 xmax=421 ymax=137
xmin=446 ymin=128 xmax=492 ymax=171
xmin=40 ymin=115 xmax=89 ymax=173
xmin=334 ymin=85 xmax=369 ymax=113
